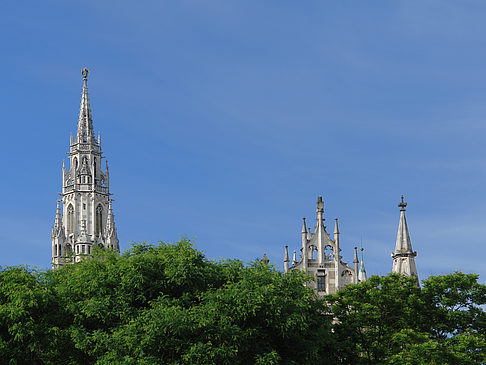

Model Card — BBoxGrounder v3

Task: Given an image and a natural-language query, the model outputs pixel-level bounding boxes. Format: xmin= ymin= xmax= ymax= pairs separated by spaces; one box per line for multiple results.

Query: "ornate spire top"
xmin=82 ymin=67 xmax=89 ymax=80
xmin=76 ymin=67 xmax=95 ymax=145
xmin=316 ymin=196 xmax=324 ymax=213
xmin=398 ymin=195 xmax=407 ymax=211
xmin=394 ymin=197 xmax=414 ymax=255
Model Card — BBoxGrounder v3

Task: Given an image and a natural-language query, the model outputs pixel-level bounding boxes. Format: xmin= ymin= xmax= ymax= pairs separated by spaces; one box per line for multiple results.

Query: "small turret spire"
xmin=54 ymin=200 xmax=62 ymax=231
xmin=284 ymin=245 xmax=289 ymax=273
xmin=334 ymin=217 xmax=339 ymax=235
xmin=334 ymin=217 xmax=341 ymax=291
xmin=302 ymin=217 xmax=307 ymax=233
xmin=316 ymin=196 xmax=325 ymax=264
xmin=358 ymin=247 xmax=367 ymax=282
xmin=353 ymin=246 xmax=359 ymax=284
xmin=292 ymin=250 xmax=298 ymax=266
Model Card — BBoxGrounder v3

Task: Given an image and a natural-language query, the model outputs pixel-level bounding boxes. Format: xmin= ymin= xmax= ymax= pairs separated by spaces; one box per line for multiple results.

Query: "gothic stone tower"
xmin=51 ymin=68 xmax=119 ymax=268
xmin=391 ymin=195 xmax=419 ymax=285
xmin=283 ymin=196 xmax=366 ymax=295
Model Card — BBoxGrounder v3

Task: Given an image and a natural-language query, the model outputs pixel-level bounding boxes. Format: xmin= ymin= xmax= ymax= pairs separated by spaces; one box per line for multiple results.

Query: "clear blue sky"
xmin=1 ymin=1 xmax=485 ymax=282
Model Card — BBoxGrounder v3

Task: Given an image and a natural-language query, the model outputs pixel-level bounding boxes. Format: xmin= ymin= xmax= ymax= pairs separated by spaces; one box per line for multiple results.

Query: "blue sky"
xmin=1 ymin=1 xmax=485 ymax=283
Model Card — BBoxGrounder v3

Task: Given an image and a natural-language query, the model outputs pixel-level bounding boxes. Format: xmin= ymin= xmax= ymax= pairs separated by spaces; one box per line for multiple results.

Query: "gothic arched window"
xmin=317 ymin=275 xmax=326 ymax=292
xmin=96 ymin=205 xmax=103 ymax=235
xmin=94 ymin=158 xmax=97 ymax=178
xmin=67 ymin=205 xmax=74 ymax=234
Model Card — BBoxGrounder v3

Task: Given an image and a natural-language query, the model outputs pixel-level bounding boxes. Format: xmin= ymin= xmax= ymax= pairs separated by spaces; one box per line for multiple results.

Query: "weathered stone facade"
xmin=284 ymin=195 xmax=419 ymax=293
xmin=51 ymin=68 xmax=119 ymax=269
xmin=284 ymin=196 xmax=363 ymax=295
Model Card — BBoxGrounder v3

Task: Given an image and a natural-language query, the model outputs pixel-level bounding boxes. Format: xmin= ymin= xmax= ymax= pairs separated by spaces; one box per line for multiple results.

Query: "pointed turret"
xmin=334 ymin=218 xmax=340 ymax=260
xmin=353 ymin=246 xmax=359 ymax=284
xmin=316 ymin=196 xmax=325 ymax=264
xmin=392 ymin=196 xmax=419 ymax=284
xmin=302 ymin=217 xmax=308 ymax=270
xmin=302 ymin=217 xmax=307 ymax=234
xmin=51 ymin=200 xmax=66 ymax=267
xmin=54 ymin=200 xmax=62 ymax=232
xmin=104 ymin=200 xmax=120 ymax=252
xmin=62 ymin=160 xmax=66 ymax=190
xmin=76 ymin=67 xmax=96 ymax=145
xmin=105 ymin=161 xmax=110 ymax=189
xmin=358 ymin=247 xmax=367 ymax=282
xmin=292 ymin=250 xmax=298 ymax=266
xmin=284 ymin=245 xmax=290 ymax=273
xmin=334 ymin=218 xmax=341 ymax=291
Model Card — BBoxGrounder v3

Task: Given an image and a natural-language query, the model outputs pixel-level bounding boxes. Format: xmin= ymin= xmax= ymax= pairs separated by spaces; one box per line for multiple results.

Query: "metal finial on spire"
xmin=316 ymin=196 xmax=324 ymax=213
xmin=81 ymin=67 xmax=89 ymax=80
xmin=398 ymin=195 xmax=407 ymax=211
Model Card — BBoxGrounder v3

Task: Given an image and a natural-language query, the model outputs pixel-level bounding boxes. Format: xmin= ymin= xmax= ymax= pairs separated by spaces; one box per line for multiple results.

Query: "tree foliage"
xmin=0 ymin=239 xmax=484 ymax=364
xmin=327 ymin=273 xmax=486 ymax=364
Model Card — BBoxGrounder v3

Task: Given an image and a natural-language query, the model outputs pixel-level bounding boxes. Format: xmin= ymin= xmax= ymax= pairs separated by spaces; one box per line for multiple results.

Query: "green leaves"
xmin=0 ymin=243 xmax=484 ymax=364
xmin=326 ymin=273 xmax=486 ymax=364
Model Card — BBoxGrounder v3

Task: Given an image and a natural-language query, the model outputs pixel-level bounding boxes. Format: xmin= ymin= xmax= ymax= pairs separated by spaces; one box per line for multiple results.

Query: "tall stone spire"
xmin=51 ymin=68 xmax=119 ymax=268
xmin=391 ymin=196 xmax=419 ymax=284
xmin=76 ymin=67 xmax=95 ymax=145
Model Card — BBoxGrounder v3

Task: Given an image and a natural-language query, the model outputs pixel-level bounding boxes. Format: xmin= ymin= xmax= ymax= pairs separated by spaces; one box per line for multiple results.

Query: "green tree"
xmin=0 ymin=266 xmax=71 ymax=364
xmin=1 ymin=240 xmax=485 ymax=364
xmin=327 ymin=273 xmax=486 ymax=364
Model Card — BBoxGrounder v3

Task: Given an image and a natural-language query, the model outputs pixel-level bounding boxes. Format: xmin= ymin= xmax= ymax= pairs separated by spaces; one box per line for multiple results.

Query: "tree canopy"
xmin=0 ymin=239 xmax=484 ymax=364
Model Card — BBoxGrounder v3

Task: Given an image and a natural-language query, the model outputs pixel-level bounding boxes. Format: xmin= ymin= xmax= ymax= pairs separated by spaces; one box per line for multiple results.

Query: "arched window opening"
xmin=59 ymin=245 xmax=62 ymax=256
xmin=317 ymin=275 xmax=326 ymax=292
xmin=96 ymin=205 xmax=103 ymax=235
xmin=67 ymin=205 xmax=74 ymax=234
xmin=94 ymin=158 xmax=97 ymax=178
xmin=74 ymin=157 xmax=78 ymax=170
xmin=324 ymin=245 xmax=334 ymax=260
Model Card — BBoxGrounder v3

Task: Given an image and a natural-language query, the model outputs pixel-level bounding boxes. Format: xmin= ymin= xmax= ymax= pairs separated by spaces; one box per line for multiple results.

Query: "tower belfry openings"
xmin=51 ymin=68 xmax=119 ymax=268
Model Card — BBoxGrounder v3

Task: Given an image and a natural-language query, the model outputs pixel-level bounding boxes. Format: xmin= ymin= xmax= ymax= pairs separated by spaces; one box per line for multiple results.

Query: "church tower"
xmin=51 ymin=68 xmax=119 ymax=269
xmin=284 ymin=196 xmax=363 ymax=295
xmin=391 ymin=195 xmax=418 ymax=284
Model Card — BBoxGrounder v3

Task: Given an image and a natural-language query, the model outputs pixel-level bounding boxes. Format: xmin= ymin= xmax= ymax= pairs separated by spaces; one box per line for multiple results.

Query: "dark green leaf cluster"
xmin=0 ymin=240 xmax=332 ymax=364
xmin=0 ymin=239 xmax=484 ymax=364
xmin=327 ymin=273 xmax=486 ymax=364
